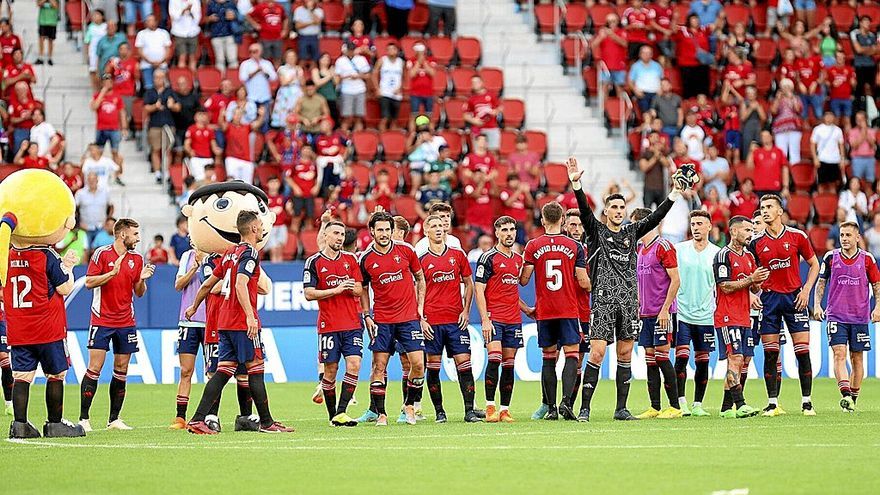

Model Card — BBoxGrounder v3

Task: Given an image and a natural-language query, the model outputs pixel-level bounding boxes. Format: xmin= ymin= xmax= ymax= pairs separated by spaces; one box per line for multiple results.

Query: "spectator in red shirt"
xmin=407 ymin=43 xmax=436 ymax=125
xmin=826 ymin=50 xmax=856 ymax=128
xmin=268 ymin=115 xmax=302 ymax=173
xmin=463 ymin=75 xmax=502 ymax=151
xmin=507 ymin=134 xmax=541 ymax=193
xmin=722 ymin=51 xmax=755 ymax=93
xmin=222 ymin=106 xmax=263 ymax=184
xmin=372 ymin=169 xmax=395 ymax=213
xmin=60 ymin=162 xmax=84 ymax=193
xmin=674 ymin=14 xmax=711 ymax=99
xmin=184 ymin=109 xmax=220 ymax=182
xmin=265 ymin=176 xmax=291 ymax=262
xmin=148 ymin=234 xmax=174 ymax=265
xmin=90 ymin=74 xmax=126 ymax=174
xmin=314 ymin=118 xmax=348 ymax=195
xmin=747 ymin=130 xmax=790 ymax=197
xmin=464 ymin=168 xmax=494 ymax=236
xmin=109 ymin=42 xmax=139 ymax=132
xmin=348 ymin=19 xmax=373 ymax=53
xmin=286 ymin=144 xmax=319 ymax=232
xmin=0 ymin=18 xmax=22 ymax=69
xmin=461 ymin=133 xmax=497 ymax=185
xmin=246 ymin=0 xmax=288 ymax=63
xmin=622 ymin=0 xmax=652 ymax=60
xmin=776 ymin=47 xmax=798 ymax=83
xmin=702 ymin=186 xmax=729 ymax=228
xmin=14 ymin=141 xmax=49 ymax=170
xmin=2 ymin=48 xmax=35 ymax=101
xmin=728 ymin=177 xmax=758 ymax=218
xmin=499 ymin=173 xmax=533 ymax=245
xmin=795 ymin=45 xmax=825 ymax=122
xmin=591 ymin=13 xmax=628 ymax=97
xmin=203 ymin=78 xmax=235 ymax=149
xmin=650 ymin=0 xmax=675 ymax=61
xmin=8 ymin=81 xmax=39 ymax=157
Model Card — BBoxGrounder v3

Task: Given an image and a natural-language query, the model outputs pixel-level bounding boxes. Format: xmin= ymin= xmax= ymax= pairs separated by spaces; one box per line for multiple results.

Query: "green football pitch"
xmin=2 ymin=379 xmax=879 ymax=494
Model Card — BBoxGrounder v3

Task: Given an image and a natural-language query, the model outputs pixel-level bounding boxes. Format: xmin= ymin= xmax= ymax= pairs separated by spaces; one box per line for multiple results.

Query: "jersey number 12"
xmin=9 ymin=275 xmax=33 ymax=309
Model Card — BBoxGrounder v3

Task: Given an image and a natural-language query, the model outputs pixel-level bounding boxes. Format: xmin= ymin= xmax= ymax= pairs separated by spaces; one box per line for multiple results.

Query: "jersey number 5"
xmin=545 ymin=260 xmax=563 ymax=291
xmin=9 ymin=275 xmax=33 ymax=309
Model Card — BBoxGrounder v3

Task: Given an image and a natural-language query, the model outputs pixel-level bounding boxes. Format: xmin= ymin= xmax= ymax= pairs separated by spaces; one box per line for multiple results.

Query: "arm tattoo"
xmin=814 ymin=278 xmax=826 ymax=308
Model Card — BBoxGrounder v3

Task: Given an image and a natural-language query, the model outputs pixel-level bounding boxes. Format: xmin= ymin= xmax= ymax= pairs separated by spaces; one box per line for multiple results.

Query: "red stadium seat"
xmin=408 ymin=3 xmax=430 ymax=34
xmin=733 ymin=162 xmax=753 ymax=184
xmin=0 ymin=164 xmax=22 ymax=181
xmin=394 ymin=99 xmax=412 ymax=129
xmin=478 ymin=67 xmax=504 ymax=97
xmin=498 ymin=129 xmax=518 ymax=159
xmin=501 ymin=98 xmax=525 ymax=129
xmin=322 ymin=2 xmax=346 ymax=32
xmin=365 ymin=98 xmax=382 ymax=128
xmin=858 ymin=5 xmax=880 ymax=30
xmin=563 ymin=3 xmax=588 ymax=33
xmin=627 ymin=130 xmax=642 ymax=162
xmin=604 ymin=96 xmax=625 ymax=128
xmin=455 ymin=37 xmax=482 ymax=67
xmin=319 ymin=37 xmax=344 ymax=59
xmin=800 ymin=133 xmax=813 ymax=161
xmin=588 ymin=4 xmax=616 ymax=34
xmin=196 ymin=67 xmax=222 ymax=93
xmin=724 ymin=4 xmax=751 ymax=28
xmin=813 ymin=193 xmax=838 ymax=224
xmin=754 ymin=67 xmax=774 ymax=94
xmin=524 ymin=130 xmax=548 ymax=160
xmin=380 ymin=130 xmax=407 ymax=161
xmin=427 ymin=37 xmax=454 ymax=66
xmin=439 ymin=129 xmax=464 ymax=158
xmin=225 ymin=67 xmax=242 ymax=89
xmin=451 ymin=67 xmax=478 ymax=97
xmin=808 ymin=226 xmax=830 ymax=256
xmin=399 ymin=36 xmax=423 ymax=59
xmin=352 ymin=130 xmax=380 ymax=162
xmin=255 ymin=163 xmax=281 ymax=188
xmin=394 ymin=196 xmax=421 ymax=223
xmin=66 ymin=0 xmax=84 ymax=32
xmin=829 ymin=5 xmax=857 ymax=32
xmin=664 ymin=67 xmax=682 ymax=94
xmin=373 ymin=35 xmax=395 ymax=57
xmin=300 ymin=230 xmax=320 ymax=258
xmin=751 ymin=5 xmax=768 ymax=33
xmin=790 ymin=162 xmax=816 ymax=192
xmin=168 ymin=67 xmax=194 ymax=91
xmin=561 ymin=36 xmax=589 ymax=69
xmin=787 ymin=193 xmax=812 ymax=224
xmin=350 ymin=161 xmax=372 ymax=193
xmin=582 ymin=66 xmax=599 ymax=97
xmin=282 ymin=232 xmax=299 ymax=259
xmin=534 ymin=4 xmax=559 ymax=36
xmin=432 ymin=67 xmax=449 ymax=97
xmin=444 ymin=96 xmax=467 ymax=129
xmin=544 ymin=162 xmax=569 ymax=193
xmin=374 ymin=162 xmax=400 ymax=191
xmin=753 ymin=38 xmax=777 ymax=68
xmin=131 ymin=98 xmax=146 ymax=131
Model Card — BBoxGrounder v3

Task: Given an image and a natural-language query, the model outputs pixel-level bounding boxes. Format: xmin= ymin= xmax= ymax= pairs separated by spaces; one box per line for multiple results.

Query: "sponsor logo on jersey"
xmin=377 ymin=269 xmax=404 ymax=285
xmin=324 ymin=274 xmax=349 ymax=287
xmin=609 ymin=250 xmax=630 ymax=262
xmin=431 ymin=269 xmax=456 ymax=283
xmin=835 ymin=275 xmax=862 ymax=286
xmin=500 ymin=274 xmax=519 ymax=285
xmin=767 ymin=257 xmax=792 ymax=270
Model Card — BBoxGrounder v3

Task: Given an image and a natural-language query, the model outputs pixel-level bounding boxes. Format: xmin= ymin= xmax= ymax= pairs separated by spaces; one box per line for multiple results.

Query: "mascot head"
xmin=181 ymin=181 xmax=275 ymax=255
xmin=0 ymin=169 xmax=76 ymax=284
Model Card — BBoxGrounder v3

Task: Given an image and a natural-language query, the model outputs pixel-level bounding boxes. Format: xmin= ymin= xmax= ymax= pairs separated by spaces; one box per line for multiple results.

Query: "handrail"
xmin=41 ymin=76 xmax=52 ymax=103
xmin=161 ymin=124 xmax=175 ymax=192
xmin=619 ymin=91 xmax=634 ymax=149
xmin=596 ymin=59 xmax=610 ymax=122
xmin=572 ymin=31 xmax=590 ymax=85
xmin=553 ymin=0 xmax=564 ymax=40
xmin=81 ymin=0 xmax=92 ymax=62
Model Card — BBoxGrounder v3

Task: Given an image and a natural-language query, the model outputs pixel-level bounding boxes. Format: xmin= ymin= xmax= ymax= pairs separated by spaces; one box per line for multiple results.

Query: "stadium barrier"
xmin=51 ymin=262 xmax=877 ymax=384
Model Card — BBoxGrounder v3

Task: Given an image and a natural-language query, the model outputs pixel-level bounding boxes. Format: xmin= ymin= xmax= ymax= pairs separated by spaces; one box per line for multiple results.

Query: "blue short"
xmin=725 ymin=130 xmax=742 ymax=151
xmin=489 ymin=321 xmax=524 ymax=349
xmin=851 ymin=156 xmax=876 ymax=182
xmin=537 ymin=318 xmax=581 ymax=348
xmin=717 ymin=326 xmax=754 ymax=360
xmin=177 ymin=326 xmax=206 ymax=355
xmin=794 ymin=0 xmax=816 ymax=10
xmin=410 ymin=95 xmax=434 ymax=115
xmin=123 ymin=0 xmax=152 ymax=25
xmin=0 ymin=320 xmax=7 ymax=353
xmin=830 ymin=98 xmax=853 ymax=118
xmin=96 ymin=129 xmax=121 ymax=152
xmin=217 ymin=330 xmax=265 ymax=365
xmin=371 ymin=320 xmax=424 ymax=355
xmin=319 ymin=329 xmax=365 ymax=363
xmin=579 ymin=322 xmax=591 ymax=354
xmin=760 ymin=291 xmax=810 ymax=335
xmin=828 ymin=322 xmax=872 ymax=352
xmin=425 ymin=323 xmax=472 ymax=357
xmin=601 ymin=70 xmax=626 ymax=86
xmin=638 ymin=315 xmax=676 ymax=348
xmin=11 ymin=340 xmax=69 ymax=375
xmin=88 ymin=326 xmax=139 ymax=354
xmin=675 ymin=321 xmax=716 ymax=352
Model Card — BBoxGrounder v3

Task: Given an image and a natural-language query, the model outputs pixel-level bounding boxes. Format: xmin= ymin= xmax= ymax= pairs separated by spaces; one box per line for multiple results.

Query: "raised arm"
xmin=565 ymin=157 xmax=601 ymax=235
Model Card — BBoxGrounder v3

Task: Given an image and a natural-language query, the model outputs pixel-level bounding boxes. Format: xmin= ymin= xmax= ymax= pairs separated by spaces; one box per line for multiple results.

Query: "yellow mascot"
xmin=0 ymin=169 xmax=85 ymax=439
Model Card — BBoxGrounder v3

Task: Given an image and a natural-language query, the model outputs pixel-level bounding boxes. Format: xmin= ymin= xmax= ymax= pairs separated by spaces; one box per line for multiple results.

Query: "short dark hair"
xmin=494 ymin=215 xmax=516 ymax=229
xmin=840 ymin=221 xmax=860 ymax=232
xmin=541 ymin=201 xmax=564 ymax=224
xmin=154 ymin=234 xmax=164 ymax=242
xmin=729 ymin=215 xmax=752 ymax=229
xmin=392 ymin=215 xmax=410 ymax=234
xmin=565 ymin=208 xmax=580 ymax=220
xmin=369 ymin=211 xmax=394 ymax=230
xmin=236 ymin=210 xmax=259 ymax=235
xmin=428 ymin=202 xmax=453 ymax=215
xmin=752 ymin=209 xmax=762 ymax=219
xmin=689 ymin=210 xmax=711 ymax=220
xmin=176 ymin=215 xmax=187 ymax=226
xmin=113 ymin=218 xmax=139 ymax=236
xmin=343 ymin=228 xmax=358 ymax=250
xmin=605 ymin=193 xmax=626 ymax=206
xmin=630 ymin=207 xmax=652 ymax=222
xmin=760 ymin=194 xmax=783 ymax=208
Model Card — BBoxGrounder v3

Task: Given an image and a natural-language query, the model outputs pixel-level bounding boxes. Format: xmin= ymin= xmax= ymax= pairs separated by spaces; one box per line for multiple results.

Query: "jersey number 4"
xmin=9 ymin=275 xmax=33 ymax=309
xmin=545 ymin=260 xmax=563 ymax=292
xmin=220 ymin=269 xmax=232 ymax=299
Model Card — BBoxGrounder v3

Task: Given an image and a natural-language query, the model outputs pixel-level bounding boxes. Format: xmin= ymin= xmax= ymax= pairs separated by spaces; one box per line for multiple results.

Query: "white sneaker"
xmin=78 ymin=419 xmax=93 ymax=433
xmin=107 ymin=419 xmax=133 ymax=430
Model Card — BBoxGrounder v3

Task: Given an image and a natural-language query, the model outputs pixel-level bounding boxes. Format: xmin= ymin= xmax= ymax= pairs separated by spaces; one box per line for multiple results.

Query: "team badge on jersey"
xmin=128 ymin=259 xmax=135 ymax=269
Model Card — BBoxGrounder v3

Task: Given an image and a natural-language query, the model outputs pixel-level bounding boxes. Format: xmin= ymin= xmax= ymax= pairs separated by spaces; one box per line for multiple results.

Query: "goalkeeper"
xmin=564 ymin=157 xmax=700 ymax=422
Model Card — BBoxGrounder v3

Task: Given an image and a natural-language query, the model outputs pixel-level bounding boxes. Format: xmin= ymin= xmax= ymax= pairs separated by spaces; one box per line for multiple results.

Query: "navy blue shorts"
xmin=675 ymin=321 xmax=716 ymax=352
xmin=371 ymin=320 xmax=424 ymax=355
xmin=11 ymin=340 xmax=69 ymax=375
xmin=717 ymin=326 xmax=755 ymax=360
xmin=638 ymin=315 xmax=676 ymax=348
xmin=218 ymin=330 xmax=265 ymax=364
xmin=0 ymin=320 xmax=8 ymax=353
xmin=579 ymin=322 xmax=591 ymax=354
xmin=177 ymin=326 xmax=206 ymax=355
xmin=828 ymin=322 xmax=872 ymax=352
xmin=760 ymin=291 xmax=810 ymax=335
xmin=725 ymin=130 xmax=742 ymax=151
xmin=425 ymin=323 xmax=471 ymax=357
xmin=88 ymin=326 xmax=139 ymax=354
xmin=319 ymin=329 xmax=365 ymax=363
xmin=488 ymin=321 xmax=524 ymax=349
xmin=537 ymin=318 xmax=581 ymax=348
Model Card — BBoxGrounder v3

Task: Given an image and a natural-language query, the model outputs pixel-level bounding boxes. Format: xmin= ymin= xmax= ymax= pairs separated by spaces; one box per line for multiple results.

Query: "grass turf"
xmin=2 ymin=378 xmax=879 ymax=494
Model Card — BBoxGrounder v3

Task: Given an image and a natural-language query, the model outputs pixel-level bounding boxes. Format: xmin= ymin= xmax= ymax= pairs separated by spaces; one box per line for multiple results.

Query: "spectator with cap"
xmin=293 ymin=0 xmax=323 ymax=62
xmin=335 ymin=40 xmax=371 ymax=132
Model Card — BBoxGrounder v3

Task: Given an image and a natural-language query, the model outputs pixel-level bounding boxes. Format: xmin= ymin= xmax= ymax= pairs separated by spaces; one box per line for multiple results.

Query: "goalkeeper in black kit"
xmin=565 ymin=157 xmax=699 ymax=421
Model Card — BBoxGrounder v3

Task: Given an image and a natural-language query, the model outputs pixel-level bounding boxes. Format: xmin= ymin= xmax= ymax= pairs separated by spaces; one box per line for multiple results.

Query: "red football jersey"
xmin=475 ymin=248 xmax=524 ymax=324
xmin=304 ymin=251 xmax=363 ymax=333
xmin=250 ymin=2 xmax=286 ymax=40
xmin=148 ymin=247 xmax=169 ymax=264
xmin=713 ymin=246 xmax=757 ymax=327
xmin=289 ymin=159 xmax=317 ymax=197
xmin=499 ymin=187 xmax=528 ymax=222
xmin=419 ymin=246 xmax=472 ymax=325
xmin=202 ymin=254 xmax=222 ymax=343
xmin=9 ymin=99 xmax=37 ymax=129
xmin=212 ymin=243 xmax=261 ymax=331
xmin=464 ymin=181 xmax=494 ymax=231
xmin=523 ymin=233 xmax=587 ymax=320
xmin=749 ymin=226 xmax=815 ymax=294
xmin=267 ymin=193 xmax=290 ymax=226
xmin=622 ymin=7 xmax=653 ymax=43
xmin=315 ymin=132 xmax=347 ymax=157
xmin=0 ymin=33 xmax=22 ymax=67
xmin=113 ymin=58 xmax=138 ymax=96
xmin=3 ymin=246 xmax=68 ymax=345
xmin=204 ymin=93 xmax=233 ymax=125
xmin=359 ymin=242 xmax=422 ymax=324
xmin=186 ymin=124 xmax=214 ymax=158
xmin=225 ymin=124 xmax=251 ymax=161
xmin=465 ymin=92 xmax=499 ymax=130
xmin=94 ymin=92 xmax=122 ymax=130
xmin=463 ymin=152 xmax=497 ymax=174
xmin=87 ymin=246 xmax=144 ymax=328
xmin=22 ymin=156 xmax=48 ymax=169
xmin=826 ymin=65 xmax=855 ymax=100
xmin=2 ymin=63 xmax=33 ymax=99
xmin=723 ymin=62 xmax=754 ymax=86
xmin=795 ymin=56 xmax=822 ymax=92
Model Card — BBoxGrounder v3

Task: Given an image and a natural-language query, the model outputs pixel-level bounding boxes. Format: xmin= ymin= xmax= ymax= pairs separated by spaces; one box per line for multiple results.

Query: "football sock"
xmin=694 ymin=353 xmax=710 ymax=403
xmin=79 ymin=369 xmax=99 ymax=420
xmin=414 ymin=384 xmax=424 ymax=405
xmin=0 ymin=357 xmax=12 ymax=401
xmin=321 ymin=378 xmax=337 ymax=420
xmin=369 ymin=381 xmax=387 ymax=415
xmin=740 ymin=365 xmax=749 ymax=392
xmin=645 ymin=353 xmax=662 ymax=410
xmin=236 ymin=378 xmax=253 ymax=416
xmin=12 ymin=380 xmax=29 ymax=422
xmin=46 ymin=377 xmax=64 ymax=423
xmin=794 ymin=343 xmax=812 ymax=398
xmin=674 ymin=347 xmax=689 ymax=400
xmin=776 ymin=358 xmax=783 ymax=396
xmin=851 ymin=387 xmax=860 ymax=403
xmin=573 ymin=367 xmax=583 ymax=405
xmin=247 ymin=363 xmax=275 ymax=427
xmin=561 ymin=352 xmax=579 ymax=406
xmin=581 ymin=361 xmax=601 ymax=409
xmin=484 ymin=351 xmax=501 ymax=403
xmin=657 ymin=354 xmax=678 ymax=409
xmin=456 ymin=360 xmax=476 ymax=412
xmin=541 ymin=353 xmax=557 ymax=407
xmin=406 ymin=375 xmax=424 ymax=407
xmin=615 ymin=360 xmax=632 ymax=411
xmin=426 ymin=361 xmax=443 ymax=413
xmin=176 ymin=395 xmax=188 ymax=419
xmin=337 ymin=372 xmax=358 ymax=414
xmin=721 ymin=388 xmax=733 ymax=411
xmin=500 ymin=358 xmax=515 ymax=407
xmin=192 ymin=365 xmax=233 ymax=422
xmin=730 ymin=384 xmax=745 ymax=409
xmin=763 ymin=346 xmax=780 ymax=399
xmin=401 ymin=372 xmax=409 ymax=404
xmin=108 ymin=369 xmax=127 ymax=423
xmin=207 ymin=389 xmax=222 ymax=417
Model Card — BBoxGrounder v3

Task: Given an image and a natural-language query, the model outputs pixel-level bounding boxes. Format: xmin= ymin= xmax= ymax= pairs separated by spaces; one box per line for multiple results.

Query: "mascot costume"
xmin=178 ymin=181 xmax=275 ymax=432
xmin=0 ymin=169 xmax=85 ymax=438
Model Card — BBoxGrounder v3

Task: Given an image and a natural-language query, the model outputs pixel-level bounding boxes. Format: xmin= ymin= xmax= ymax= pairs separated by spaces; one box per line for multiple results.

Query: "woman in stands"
xmin=312 ymin=53 xmax=340 ymax=125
